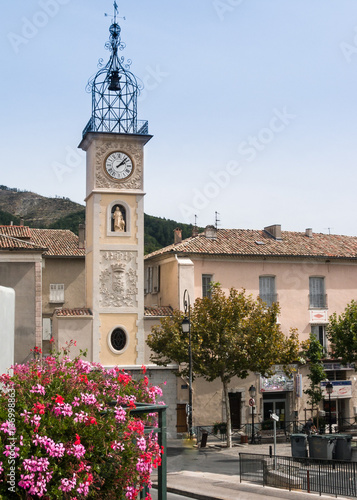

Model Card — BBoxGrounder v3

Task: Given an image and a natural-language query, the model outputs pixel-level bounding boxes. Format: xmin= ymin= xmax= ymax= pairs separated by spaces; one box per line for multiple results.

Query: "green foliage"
xmin=327 ymin=300 xmax=357 ymax=366
xmin=148 ymin=284 xmax=300 ymax=382
xmin=144 ymin=214 xmax=202 ymax=254
xmin=0 ymin=210 xmax=21 ymax=226
xmin=302 ymin=333 xmax=326 ymax=408
xmin=48 ymin=209 xmax=85 ymax=235
xmin=147 ymin=284 xmax=300 ymax=447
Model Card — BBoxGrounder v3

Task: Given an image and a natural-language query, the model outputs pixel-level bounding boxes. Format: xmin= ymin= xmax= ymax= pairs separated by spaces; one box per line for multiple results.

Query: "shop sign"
xmin=321 ymin=380 xmax=352 ymax=399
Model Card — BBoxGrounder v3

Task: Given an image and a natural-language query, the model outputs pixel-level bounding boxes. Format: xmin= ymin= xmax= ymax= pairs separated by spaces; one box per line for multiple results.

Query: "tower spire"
xmin=83 ymin=2 xmax=148 ymax=137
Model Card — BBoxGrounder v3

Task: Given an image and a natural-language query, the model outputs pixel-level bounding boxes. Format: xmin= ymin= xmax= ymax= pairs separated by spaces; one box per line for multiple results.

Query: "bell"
xmin=108 ymin=70 xmax=121 ymax=91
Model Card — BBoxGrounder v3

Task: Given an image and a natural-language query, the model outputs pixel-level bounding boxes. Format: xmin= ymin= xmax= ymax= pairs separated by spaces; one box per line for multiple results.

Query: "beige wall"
xmin=53 ymin=316 xmax=93 ymax=359
xmin=99 ymin=313 xmax=138 ymax=366
xmin=192 ymin=257 xmax=357 ymax=342
xmin=145 ymin=256 xmax=179 ymax=308
xmin=42 ymin=258 xmax=85 ymax=315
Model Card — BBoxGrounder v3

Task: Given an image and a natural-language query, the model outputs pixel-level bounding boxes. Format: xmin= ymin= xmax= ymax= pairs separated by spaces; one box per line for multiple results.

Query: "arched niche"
xmin=107 ymin=200 xmax=131 ymax=237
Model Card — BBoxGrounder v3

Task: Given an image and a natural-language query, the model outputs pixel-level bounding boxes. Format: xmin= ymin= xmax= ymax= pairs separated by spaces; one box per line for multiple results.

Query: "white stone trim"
xmin=107 ymin=325 xmax=129 ymax=355
xmin=106 ymin=199 xmax=132 ymax=237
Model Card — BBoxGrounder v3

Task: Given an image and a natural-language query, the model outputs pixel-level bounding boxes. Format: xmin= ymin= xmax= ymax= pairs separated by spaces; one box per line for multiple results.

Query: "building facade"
xmin=144 ymin=224 xmax=357 ymax=433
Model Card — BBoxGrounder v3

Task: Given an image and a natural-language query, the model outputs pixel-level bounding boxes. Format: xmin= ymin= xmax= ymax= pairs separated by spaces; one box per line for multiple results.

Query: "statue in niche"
xmin=112 ymin=206 xmax=126 ymax=232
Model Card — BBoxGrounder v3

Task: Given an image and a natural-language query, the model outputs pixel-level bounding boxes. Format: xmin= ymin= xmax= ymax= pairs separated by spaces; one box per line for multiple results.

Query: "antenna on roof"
xmin=192 ymin=214 xmax=199 ymax=237
xmin=215 ymin=212 xmax=220 ymax=230
xmin=324 ymin=227 xmax=333 ymax=235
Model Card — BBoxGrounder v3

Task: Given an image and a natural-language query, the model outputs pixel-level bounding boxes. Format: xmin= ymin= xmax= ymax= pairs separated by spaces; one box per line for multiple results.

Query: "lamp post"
xmin=181 ymin=289 xmax=193 ymax=440
xmin=326 ymin=381 xmax=333 ymax=434
xmin=249 ymin=385 xmax=256 ymax=444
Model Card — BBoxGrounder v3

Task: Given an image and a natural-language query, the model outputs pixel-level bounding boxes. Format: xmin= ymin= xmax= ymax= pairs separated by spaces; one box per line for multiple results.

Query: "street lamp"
xmin=249 ymin=385 xmax=256 ymax=444
xmin=181 ymin=289 xmax=193 ymax=440
xmin=326 ymin=381 xmax=333 ymax=434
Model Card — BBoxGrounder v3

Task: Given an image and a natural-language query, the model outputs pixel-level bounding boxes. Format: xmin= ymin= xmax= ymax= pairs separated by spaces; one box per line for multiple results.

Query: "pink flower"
xmin=30 ymin=384 xmax=45 ymax=395
xmin=67 ymin=443 xmax=86 ymax=459
xmin=59 ymin=474 xmax=77 ymax=493
xmin=111 ymin=440 xmax=124 ymax=451
xmin=114 ymin=406 xmax=126 ymax=423
xmin=3 ymin=445 xmax=20 ymax=458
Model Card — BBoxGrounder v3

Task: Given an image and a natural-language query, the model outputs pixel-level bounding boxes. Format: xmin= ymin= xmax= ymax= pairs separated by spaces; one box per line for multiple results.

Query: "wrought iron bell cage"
xmin=83 ymin=7 xmax=148 ymax=137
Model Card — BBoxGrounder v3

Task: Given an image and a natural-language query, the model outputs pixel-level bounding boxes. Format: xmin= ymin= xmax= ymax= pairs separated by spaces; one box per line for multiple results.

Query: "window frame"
xmin=259 ymin=275 xmax=277 ymax=307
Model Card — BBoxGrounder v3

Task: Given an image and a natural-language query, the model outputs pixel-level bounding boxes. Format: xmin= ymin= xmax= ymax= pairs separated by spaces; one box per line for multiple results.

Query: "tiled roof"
xmin=55 ymin=308 xmax=92 ymax=317
xmin=30 ymin=229 xmax=85 ymax=257
xmin=0 ymin=226 xmax=31 ymax=238
xmin=0 ymin=231 xmax=45 ymax=251
xmin=144 ymin=306 xmax=174 ymax=317
xmin=0 ymin=226 xmax=85 ymax=256
xmin=145 ymin=229 xmax=357 ymax=260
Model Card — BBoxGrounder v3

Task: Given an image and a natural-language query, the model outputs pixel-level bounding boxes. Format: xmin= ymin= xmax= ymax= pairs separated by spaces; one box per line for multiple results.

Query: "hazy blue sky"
xmin=2 ymin=1 xmax=357 ymax=235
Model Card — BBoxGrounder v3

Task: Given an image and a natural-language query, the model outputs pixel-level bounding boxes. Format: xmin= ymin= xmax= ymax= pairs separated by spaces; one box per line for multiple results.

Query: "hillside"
xmin=0 ymin=187 xmax=198 ymax=253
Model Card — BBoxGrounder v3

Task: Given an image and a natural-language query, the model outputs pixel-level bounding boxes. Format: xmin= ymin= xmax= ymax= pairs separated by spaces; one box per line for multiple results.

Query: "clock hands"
xmin=115 ymin=157 xmax=129 ymax=169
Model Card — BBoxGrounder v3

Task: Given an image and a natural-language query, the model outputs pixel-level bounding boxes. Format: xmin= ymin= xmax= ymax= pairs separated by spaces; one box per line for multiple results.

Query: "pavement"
xmin=151 ymin=438 xmax=353 ymax=500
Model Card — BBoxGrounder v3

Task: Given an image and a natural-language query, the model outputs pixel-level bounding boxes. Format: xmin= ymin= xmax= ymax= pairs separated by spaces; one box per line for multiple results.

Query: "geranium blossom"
xmin=0 ymin=341 xmax=164 ymax=498
xmin=30 ymin=384 xmax=46 ymax=395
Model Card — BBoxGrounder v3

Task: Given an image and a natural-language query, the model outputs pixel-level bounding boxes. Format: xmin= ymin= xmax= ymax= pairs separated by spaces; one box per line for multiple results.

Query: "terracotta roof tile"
xmin=0 ymin=226 xmax=84 ymax=257
xmin=30 ymin=229 xmax=85 ymax=257
xmin=55 ymin=308 xmax=92 ymax=317
xmin=144 ymin=306 xmax=174 ymax=317
xmin=0 ymin=226 xmax=31 ymax=238
xmin=145 ymin=229 xmax=357 ymax=260
xmin=0 ymin=232 xmax=45 ymax=251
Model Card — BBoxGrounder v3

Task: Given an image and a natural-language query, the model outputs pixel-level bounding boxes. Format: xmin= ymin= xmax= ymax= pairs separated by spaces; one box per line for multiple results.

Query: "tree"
xmin=327 ymin=300 xmax=357 ymax=366
xmin=302 ymin=333 xmax=327 ymax=428
xmin=147 ymin=284 xmax=300 ymax=447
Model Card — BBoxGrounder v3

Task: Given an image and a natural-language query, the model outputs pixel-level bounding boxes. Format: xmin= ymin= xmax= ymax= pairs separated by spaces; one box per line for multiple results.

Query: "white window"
xmin=259 ymin=276 xmax=276 ymax=307
xmin=42 ymin=318 xmax=52 ymax=340
xmin=309 ymin=277 xmax=326 ymax=308
xmin=311 ymin=324 xmax=327 ymax=352
xmin=50 ymin=284 xmax=64 ymax=303
xmin=202 ymin=274 xmax=213 ymax=298
xmin=145 ymin=266 xmax=160 ymax=294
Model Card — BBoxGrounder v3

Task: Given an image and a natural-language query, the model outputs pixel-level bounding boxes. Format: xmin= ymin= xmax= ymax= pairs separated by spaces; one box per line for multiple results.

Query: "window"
xmin=108 ymin=327 xmax=128 ymax=354
xmin=309 ymin=277 xmax=326 ymax=308
xmin=42 ymin=318 xmax=52 ymax=341
xmin=202 ymin=274 xmax=213 ymax=298
xmin=311 ymin=324 xmax=327 ymax=352
xmin=259 ymin=276 xmax=276 ymax=307
xmin=145 ymin=266 xmax=160 ymax=294
xmin=49 ymin=284 xmax=64 ymax=303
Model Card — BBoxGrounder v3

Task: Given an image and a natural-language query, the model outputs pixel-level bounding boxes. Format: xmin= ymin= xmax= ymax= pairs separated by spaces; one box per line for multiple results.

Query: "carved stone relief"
xmin=99 ymin=251 xmax=138 ymax=308
xmin=95 ymin=140 xmax=143 ymax=190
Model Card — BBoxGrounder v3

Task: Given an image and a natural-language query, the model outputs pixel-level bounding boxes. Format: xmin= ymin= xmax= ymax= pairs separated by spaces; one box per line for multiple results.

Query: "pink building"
xmin=144 ymin=224 xmax=357 ymax=435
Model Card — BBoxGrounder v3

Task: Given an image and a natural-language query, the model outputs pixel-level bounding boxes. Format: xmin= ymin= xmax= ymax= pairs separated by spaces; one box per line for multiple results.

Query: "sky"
xmin=2 ymin=0 xmax=357 ymax=236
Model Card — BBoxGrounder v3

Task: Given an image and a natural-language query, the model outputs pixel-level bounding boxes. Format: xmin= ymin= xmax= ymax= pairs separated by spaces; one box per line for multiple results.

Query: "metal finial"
xmin=83 ymin=2 xmax=148 ymax=136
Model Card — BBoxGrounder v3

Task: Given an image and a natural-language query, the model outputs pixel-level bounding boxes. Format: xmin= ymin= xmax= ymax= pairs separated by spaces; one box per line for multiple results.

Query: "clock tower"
xmin=79 ymin=3 xmax=151 ymax=366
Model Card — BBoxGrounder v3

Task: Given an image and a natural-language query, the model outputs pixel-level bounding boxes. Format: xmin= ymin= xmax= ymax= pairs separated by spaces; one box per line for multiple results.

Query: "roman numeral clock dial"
xmin=105 ymin=152 xmax=133 ymax=180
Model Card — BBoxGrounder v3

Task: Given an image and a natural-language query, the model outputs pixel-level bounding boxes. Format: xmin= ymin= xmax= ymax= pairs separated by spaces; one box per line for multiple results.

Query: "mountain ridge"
xmin=0 ymin=186 xmax=198 ymax=253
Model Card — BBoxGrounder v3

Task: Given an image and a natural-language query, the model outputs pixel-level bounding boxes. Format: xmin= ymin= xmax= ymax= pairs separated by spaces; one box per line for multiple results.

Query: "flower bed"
xmin=0 ymin=342 xmax=164 ymax=499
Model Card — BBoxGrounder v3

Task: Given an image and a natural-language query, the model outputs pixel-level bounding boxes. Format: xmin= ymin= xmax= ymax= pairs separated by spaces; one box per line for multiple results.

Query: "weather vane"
xmin=105 ymin=1 xmax=125 ymax=24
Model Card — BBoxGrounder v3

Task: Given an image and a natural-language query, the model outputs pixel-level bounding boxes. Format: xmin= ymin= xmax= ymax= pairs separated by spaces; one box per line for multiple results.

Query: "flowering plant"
xmin=0 ymin=341 xmax=164 ymax=499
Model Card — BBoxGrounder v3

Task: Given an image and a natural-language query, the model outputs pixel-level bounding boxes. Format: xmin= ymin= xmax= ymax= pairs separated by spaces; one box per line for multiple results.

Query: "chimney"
xmin=78 ymin=224 xmax=85 ymax=249
xmin=10 ymin=221 xmax=13 ymax=226
xmin=305 ymin=228 xmax=313 ymax=238
xmin=264 ymin=224 xmax=282 ymax=240
xmin=174 ymin=228 xmax=182 ymax=245
xmin=204 ymin=225 xmax=217 ymax=239
xmin=192 ymin=225 xmax=199 ymax=237
xmin=20 ymin=219 xmax=24 ymax=226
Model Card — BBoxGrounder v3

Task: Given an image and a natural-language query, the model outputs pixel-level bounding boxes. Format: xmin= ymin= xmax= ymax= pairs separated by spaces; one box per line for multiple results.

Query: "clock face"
xmin=105 ymin=152 xmax=133 ymax=180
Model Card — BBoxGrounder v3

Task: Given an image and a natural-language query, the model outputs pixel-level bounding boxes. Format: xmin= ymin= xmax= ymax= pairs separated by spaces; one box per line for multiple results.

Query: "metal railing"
xmin=240 ymin=452 xmax=357 ymax=497
xmin=129 ymin=403 xmax=167 ymax=500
